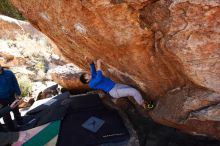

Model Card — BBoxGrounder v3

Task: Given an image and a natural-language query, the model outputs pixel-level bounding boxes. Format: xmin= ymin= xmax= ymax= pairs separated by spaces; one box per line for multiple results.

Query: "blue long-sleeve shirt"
xmin=88 ymin=63 xmax=115 ymax=93
xmin=0 ymin=70 xmax=21 ymax=99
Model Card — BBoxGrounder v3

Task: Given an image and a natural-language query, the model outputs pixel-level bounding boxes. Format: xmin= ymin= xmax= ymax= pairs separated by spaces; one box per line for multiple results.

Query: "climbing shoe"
xmin=147 ymin=101 xmax=155 ymax=109
xmin=143 ymin=100 xmax=155 ymax=109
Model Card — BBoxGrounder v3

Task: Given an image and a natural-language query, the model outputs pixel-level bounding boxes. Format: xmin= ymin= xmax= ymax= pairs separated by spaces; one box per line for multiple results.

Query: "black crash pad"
xmin=57 ymin=93 xmax=130 ymax=146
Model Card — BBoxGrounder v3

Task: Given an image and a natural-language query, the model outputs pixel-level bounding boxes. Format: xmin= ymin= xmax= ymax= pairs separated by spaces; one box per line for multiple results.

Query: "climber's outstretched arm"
xmin=96 ymin=59 xmax=102 ymax=71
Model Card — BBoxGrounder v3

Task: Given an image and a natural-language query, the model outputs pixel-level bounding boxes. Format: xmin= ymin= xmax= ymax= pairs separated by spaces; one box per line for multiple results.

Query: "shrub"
xmin=35 ymin=61 xmax=45 ymax=71
xmin=0 ymin=0 xmax=25 ymax=20
xmin=18 ymin=76 xmax=32 ymax=97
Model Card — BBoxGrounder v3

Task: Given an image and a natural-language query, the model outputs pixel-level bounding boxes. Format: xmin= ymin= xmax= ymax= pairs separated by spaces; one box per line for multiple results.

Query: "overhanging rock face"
xmin=10 ymin=0 xmax=220 ymax=139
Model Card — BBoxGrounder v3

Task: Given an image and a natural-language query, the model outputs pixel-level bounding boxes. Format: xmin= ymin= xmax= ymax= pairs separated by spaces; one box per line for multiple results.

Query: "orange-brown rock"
xmin=10 ymin=0 xmax=220 ymax=139
xmin=18 ymin=97 xmax=35 ymax=109
xmin=0 ymin=16 xmax=27 ymax=67
xmin=0 ymin=52 xmax=26 ymax=67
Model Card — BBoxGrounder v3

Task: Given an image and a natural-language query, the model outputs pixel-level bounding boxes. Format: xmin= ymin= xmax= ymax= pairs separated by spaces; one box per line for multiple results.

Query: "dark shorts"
xmin=0 ymin=97 xmax=15 ymax=106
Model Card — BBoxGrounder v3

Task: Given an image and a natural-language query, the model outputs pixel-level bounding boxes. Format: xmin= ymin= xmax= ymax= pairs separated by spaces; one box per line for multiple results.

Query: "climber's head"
xmin=80 ymin=73 xmax=91 ymax=84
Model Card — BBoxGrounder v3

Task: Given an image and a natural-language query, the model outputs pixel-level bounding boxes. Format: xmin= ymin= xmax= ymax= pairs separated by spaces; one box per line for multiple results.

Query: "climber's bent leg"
xmin=109 ymin=83 xmax=144 ymax=105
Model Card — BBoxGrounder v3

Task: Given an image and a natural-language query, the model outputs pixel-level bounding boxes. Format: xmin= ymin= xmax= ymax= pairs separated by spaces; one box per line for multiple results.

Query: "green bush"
xmin=18 ymin=76 xmax=32 ymax=97
xmin=35 ymin=61 xmax=45 ymax=71
xmin=0 ymin=0 xmax=25 ymax=20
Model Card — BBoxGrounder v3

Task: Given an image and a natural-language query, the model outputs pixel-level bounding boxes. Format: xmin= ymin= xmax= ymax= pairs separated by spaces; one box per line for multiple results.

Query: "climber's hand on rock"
xmin=85 ymin=56 xmax=93 ymax=64
xmin=97 ymin=59 xmax=102 ymax=71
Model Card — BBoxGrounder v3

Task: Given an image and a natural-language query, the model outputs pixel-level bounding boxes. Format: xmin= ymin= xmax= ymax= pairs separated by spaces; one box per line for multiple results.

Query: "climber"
xmin=80 ymin=57 xmax=155 ymax=109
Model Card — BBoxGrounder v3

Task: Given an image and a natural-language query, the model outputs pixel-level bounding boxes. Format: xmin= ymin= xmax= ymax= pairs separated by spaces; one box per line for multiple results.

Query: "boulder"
xmin=0 ymin=52 xmax=26 ymax=67
xmin=36 ymin=84 xmax=59 ymax=100
xmin=9 ymin=0 xmax=220 ymax=139
xmin=19 ymin=97 xmax=35 ymax=109
xmin=50 ymin=64 xmax=90 ymax=94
